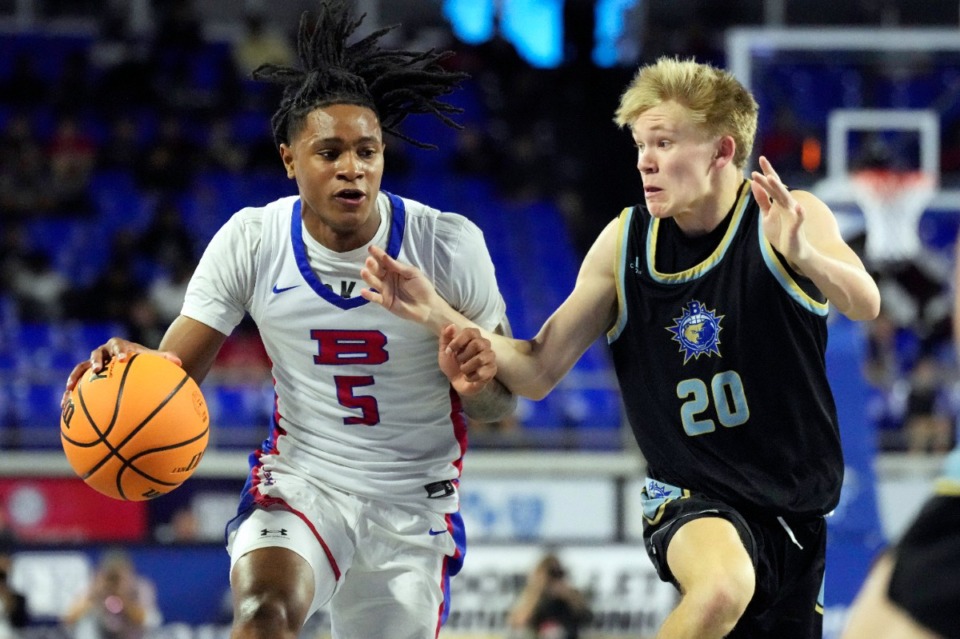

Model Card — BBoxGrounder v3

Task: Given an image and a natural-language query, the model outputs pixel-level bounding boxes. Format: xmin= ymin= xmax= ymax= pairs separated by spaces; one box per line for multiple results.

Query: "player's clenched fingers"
xmin=461 ymin=353 xmax=497 ymax=383
xmin=445 ymin=327 xmax=484 ymax=356
xmin=454 ymin=335 xmax=492 ymax=363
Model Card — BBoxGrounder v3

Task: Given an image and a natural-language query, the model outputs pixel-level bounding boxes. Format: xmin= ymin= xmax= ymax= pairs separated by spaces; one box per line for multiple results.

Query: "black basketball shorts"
xmin=640 ymin=478 xmax=826 ymax=639
xmin=887 ymin=494 xmax=960 ymax=638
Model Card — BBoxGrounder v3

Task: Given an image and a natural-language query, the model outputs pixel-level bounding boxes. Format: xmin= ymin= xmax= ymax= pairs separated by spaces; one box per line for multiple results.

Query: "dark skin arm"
xmin=62 ymin=316 xmax=228 ymax=408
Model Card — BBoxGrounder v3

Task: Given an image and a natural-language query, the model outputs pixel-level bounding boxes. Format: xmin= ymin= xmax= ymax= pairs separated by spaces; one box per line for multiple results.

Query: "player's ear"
xmin=714 ymin=136 xmax=736 ymax=167
xmin=279 ymin=144 xmax=295 ymax=179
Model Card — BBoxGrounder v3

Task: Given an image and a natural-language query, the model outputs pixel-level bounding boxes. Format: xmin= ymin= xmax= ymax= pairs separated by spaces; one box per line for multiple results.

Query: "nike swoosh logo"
xmin=428 ymin=528 xmax=448 ymax=536
xmin=272 ymin=284 xmax=299 ymax=294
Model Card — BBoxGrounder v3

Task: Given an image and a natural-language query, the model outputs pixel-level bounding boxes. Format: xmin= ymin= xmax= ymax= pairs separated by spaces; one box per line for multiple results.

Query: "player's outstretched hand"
xmin=62 ymin=338 xmax=183 ymax=409
xmin=751 ymin=155 xmax=811 ymax=266
xmin=361 ymin=245 xmax=440 ymax=324
xmin=439 ymin=325 xmax=497 ymax=396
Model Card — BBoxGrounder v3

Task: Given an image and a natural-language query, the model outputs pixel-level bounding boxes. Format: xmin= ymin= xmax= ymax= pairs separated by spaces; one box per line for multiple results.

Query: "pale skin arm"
xmin=361 ymin=219 xmax=620 ymax=400
xmin=751 ymin=155 xmax=881 ymax=321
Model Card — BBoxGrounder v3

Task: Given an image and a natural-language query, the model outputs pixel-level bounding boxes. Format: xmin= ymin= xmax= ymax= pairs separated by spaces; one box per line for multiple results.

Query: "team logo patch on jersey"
xmin=647 ymin=481 xmax=672 ymax=498
xmin=666 ymin=300 xmax=723 ymax=363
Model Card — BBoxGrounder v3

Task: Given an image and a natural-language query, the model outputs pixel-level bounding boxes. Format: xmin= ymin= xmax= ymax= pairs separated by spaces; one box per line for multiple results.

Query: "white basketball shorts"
xmin=227 ymin=469 xmax=466 ymax=639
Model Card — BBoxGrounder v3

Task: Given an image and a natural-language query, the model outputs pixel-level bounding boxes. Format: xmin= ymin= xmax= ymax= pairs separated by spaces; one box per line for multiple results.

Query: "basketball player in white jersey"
xmin=62 ymin=2 xmax=516 ymax=638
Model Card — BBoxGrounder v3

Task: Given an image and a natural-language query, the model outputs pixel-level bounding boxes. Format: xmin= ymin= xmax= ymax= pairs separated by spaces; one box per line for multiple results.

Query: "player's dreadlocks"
xmin=252 ymin=0 xmax=467 ymax=150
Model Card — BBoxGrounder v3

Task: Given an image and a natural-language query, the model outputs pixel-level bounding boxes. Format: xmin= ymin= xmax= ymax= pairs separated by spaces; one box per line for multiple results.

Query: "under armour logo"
xmin=260 ymin=528 xmax=288 ymax=537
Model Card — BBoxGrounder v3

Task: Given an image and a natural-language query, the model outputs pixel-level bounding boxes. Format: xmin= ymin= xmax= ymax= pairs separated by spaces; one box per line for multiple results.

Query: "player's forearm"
xmin=797 ymin=251 xmax=880 ymax=320
xmin=425 ymin=297 xmax=573 ymax=400
xmin=461 ymin=377 xmax=517 ymax=422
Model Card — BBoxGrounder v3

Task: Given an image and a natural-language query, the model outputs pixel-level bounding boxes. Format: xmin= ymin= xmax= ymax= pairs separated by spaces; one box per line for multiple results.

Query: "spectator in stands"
xmin=137 ymin=198 xmax=196 ymax=271
xmin=64 ymin=231 xmax=143 ymax=325
xmin=0 ymin=553 xmax=28 ymax=639
xmin=232 ymin=11 xmax=296 ymax=76
xmin=61 ymin=549 xmax=161 ymax=639
xmin=62 ymin=3 xmax=515 ymax=639
xmin=125 ymin=295 xmax=165 ymax=349
xmin=47 ymin=113 xmax=98 ymax=216
xmin=96 ymin=116 xmax=144 ymax=172
xmin=0 ymin=512 xmax=16 ymax=554
xmin=0 ymin=221 xmax=70 ymax=321
xmin=154 ymin=506 xmax=201 ymax=544
xmin=362 ymin=56 xmax=880 ymax=639
xmin=862 ymin=309 xmax=913 ymax=450
xmin=0 ymin=224 xmax=30 ymax=298
xmin=901 ymin=354 xmax=954 ymax=454
xmin=8 ymin=251 xmax=69 ymax=321
xmin=508 ymin=553 xmax=592 ymax=639
xmin=90 ymin=7 xmax=156 ymax=114
xmin=0 ymin=117 xmax=55 ymax=220
xmin=202 ymin=116 xmax=250 ymax=174
xmin=135 ymin=114 xmax=195 ymax=194
xmin=147 ymin=261 xmax=194 ymax=326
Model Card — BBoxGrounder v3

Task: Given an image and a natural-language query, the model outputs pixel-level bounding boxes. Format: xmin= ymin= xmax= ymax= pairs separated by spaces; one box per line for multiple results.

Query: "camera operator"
xmin=61 ymin=550 xmax=160 ymax=639
xmin=508 ymin=553 xmax=593 ymax=639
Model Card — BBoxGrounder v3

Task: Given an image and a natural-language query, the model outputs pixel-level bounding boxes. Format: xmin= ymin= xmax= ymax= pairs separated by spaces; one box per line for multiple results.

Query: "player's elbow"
xmin=849 ymin=301 xmax=881 ymax=322
xmin=840 ymin=290 xmax=881 ymax=322
xmin=520 ymin=371 xmax=564 ymax=401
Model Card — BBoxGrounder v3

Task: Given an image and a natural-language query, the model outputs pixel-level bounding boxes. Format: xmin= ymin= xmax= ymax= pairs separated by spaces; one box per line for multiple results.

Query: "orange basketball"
xmin=60 ymin=352 xmax=210 ymax=501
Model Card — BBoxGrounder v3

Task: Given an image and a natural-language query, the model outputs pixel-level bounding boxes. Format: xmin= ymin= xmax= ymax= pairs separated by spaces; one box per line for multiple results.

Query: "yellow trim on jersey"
xmin=759 ymin=230 xmax=830 ymax=316
xmin=755 ymin=181 xmax=830 ymax=316
xmin=642 ymin=487 xmax=692 ymax=526
xmin=934 ymin=478 xmax=960 ymax=496
xmin=607 ymin=207 xmax=634 ymax=343
xmin=646 ymin=180 xmax=751 ymax=284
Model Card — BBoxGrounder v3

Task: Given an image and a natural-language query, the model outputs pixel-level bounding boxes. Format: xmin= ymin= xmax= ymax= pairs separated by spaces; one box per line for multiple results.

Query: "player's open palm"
xmin=751 ymin=155 xmax=811 ymax=266
xmin=361 ymin=245 xmax=439 ymax=323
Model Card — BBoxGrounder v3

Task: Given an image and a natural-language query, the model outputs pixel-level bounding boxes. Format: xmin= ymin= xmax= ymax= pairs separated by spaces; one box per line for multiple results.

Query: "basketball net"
xmin=850 ymin=168 xmax=937 ymax=267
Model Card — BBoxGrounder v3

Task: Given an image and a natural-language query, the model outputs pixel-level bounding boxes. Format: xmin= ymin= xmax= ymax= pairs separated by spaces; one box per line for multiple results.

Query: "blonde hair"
xmin=614 ymin=57 xmax=758 ymax=169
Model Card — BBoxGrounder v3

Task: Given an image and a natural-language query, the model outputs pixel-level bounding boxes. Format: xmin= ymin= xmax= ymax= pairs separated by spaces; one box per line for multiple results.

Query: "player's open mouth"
xmin=335 ymin=189 xmax=365 ymax=204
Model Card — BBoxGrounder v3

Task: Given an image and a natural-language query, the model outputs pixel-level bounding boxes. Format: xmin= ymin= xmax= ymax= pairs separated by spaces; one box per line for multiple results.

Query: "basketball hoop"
xmin=852 ymin=168 xmax=936 ymax=202
xmin=850 ymin=168 xmax=937 ymax=267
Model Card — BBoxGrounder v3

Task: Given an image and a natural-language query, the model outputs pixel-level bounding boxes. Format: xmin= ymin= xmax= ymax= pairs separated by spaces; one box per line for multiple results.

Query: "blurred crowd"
xmin=1 ymin=2 xmax=960 ymax=638
xmin=1 ymin=0 xmax=959 ymax=456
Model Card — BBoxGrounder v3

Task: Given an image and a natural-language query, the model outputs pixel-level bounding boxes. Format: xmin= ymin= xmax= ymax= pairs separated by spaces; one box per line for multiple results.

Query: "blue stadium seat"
xmin=10 ymin=380 xmax=64 ymax=447
xmin=202 ymin=383 xmax=272 ymax=449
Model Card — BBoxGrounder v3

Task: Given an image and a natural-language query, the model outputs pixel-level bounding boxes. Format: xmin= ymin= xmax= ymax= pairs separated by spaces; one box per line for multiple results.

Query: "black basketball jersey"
xmin=608 ymin=180 xmax=843 ymax=517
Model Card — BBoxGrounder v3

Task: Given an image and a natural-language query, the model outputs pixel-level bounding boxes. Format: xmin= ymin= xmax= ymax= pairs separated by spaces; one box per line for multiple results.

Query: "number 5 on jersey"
xmin=312 ymin=329 xmax=388 ymax=426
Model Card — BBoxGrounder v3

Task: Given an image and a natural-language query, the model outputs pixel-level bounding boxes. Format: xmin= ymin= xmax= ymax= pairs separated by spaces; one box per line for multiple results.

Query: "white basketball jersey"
xmin=182 ymin=192 xmax=506 ymax=512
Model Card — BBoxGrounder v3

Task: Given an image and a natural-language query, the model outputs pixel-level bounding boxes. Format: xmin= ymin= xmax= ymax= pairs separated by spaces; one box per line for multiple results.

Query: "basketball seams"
xmin=60 ymin=353 xmax=210 ymax=501
xmin=109 ymin=370 xmax=193 ymax=458
xmin=86 ymin=369 xmax=193 ymax=489
xmin=62 ymin=354 xmax=139 ymax=450
xmin=111 ymin=432 xmax=211 ymax=499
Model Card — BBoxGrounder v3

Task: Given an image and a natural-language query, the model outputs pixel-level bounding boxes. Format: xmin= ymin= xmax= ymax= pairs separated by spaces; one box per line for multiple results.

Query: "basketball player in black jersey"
xmin=840 ymin=237 xmax=960 ymax=639
xmin=361 ymin=57 xmax=881 ymax=638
